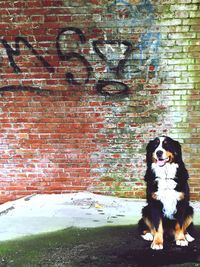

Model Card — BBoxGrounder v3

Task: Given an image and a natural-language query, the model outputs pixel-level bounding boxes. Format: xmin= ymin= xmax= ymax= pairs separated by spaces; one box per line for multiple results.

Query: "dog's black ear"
xmin=173 ymin=140 xmax=183 ymax=163
xmin=146 ymin=140 xmax=155 ymax=167
xmin=175 ymin=140 xmax=189 ymax=181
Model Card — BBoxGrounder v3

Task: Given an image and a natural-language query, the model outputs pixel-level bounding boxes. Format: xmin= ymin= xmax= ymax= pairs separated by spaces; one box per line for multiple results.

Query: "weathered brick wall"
xmin=0 ymin=0 xmax=199 ymax=203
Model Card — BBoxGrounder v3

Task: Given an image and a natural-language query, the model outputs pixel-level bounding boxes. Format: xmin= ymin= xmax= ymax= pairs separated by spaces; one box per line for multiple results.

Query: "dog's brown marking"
xmin=152 ymin=220 xmax=163 ymax=248
xmin=175 ymin=223 xmax=185 ymax=241
xmin=166 ymin=151 xmax=174 ymax=163
xmin=142 ymin=230 xmax=148 ymax=235
xmin=179 ymin=192 xmax=185 ymax=200
xmin=152 ymin=156 xmax=157 ymax=163
xmin=152 ymin=192 xmax=158 ymax=200
xmin=144 ymin=218 xmax=163 ymax=248
xmin=175 ymin=215 xmax=193 ymax=241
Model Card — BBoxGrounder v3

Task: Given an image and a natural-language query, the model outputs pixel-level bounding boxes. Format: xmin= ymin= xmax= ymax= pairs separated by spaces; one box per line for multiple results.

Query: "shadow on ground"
xmin=0 ymin=225 xmax=200 ymax=267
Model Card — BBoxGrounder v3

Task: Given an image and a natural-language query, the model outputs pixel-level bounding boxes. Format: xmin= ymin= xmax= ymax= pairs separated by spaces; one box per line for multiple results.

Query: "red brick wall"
xmin=0 ymin=0 xmax=199 ymax=203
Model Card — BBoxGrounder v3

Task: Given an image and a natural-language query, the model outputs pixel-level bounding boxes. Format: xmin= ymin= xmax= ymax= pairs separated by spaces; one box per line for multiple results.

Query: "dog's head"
xmin=146 ymin=136 xmax=182 ymax=167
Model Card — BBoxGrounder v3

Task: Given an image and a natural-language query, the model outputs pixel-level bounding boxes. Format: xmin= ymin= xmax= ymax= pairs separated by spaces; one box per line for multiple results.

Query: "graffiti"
xmin=92 ymin=40 xmax=132 ymax=78
xmin=56 ymin=27 xmax=93 ymax=85
xmin=0 ymin=0 xmax=161 ymax=97
xmin=0 ymin=30 xmax=160 ymax=96
xmin=1 ymin=37 xmax=54 ymax=74
xmin=93 ymin=40 xmax=133 ymax=95
xmin=92 ymin=0 xmax=160 ymax=93
xmin=0 ymin=28 xmax=132 ymax=96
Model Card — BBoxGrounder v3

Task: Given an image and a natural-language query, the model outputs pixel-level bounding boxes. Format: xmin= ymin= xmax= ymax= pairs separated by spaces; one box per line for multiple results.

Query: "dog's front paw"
xmin=151 ymin=242 xmax=163 ymax=250
xmin=151 ymin=234 xmax=163 ymax=250
xmin=176 ymin=239 xmax=188 ymax=247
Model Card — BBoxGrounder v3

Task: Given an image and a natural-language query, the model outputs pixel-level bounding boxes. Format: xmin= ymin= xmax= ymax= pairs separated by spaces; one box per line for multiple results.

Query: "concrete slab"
xmin=0 ymin=192 xmax=199 ymax=242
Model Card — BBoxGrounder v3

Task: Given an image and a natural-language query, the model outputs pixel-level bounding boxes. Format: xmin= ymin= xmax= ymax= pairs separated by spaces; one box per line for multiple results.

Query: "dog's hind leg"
xmin=139 ymin=206 xmax=154 ymax=241
xmin=138 ymin=218 xmax=153 ymax=241
xmin=185 ymin=232 xmax=195 ymax=242
xmin=185 ymin=207 xmax=195 ymax=242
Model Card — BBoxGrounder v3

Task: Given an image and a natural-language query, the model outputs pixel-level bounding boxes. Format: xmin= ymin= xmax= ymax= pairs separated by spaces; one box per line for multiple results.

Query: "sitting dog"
xmin=139 ymin=136 xmax=194 ymax=250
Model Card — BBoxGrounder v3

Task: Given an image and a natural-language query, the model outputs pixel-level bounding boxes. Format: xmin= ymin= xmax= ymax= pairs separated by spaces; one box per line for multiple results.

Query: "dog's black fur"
xmin=139 ymin=136 xmax=194 ymax=249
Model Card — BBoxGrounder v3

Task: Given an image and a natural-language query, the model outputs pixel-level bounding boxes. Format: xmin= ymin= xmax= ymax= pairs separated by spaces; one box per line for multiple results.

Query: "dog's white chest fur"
xmin=152 ymin=163 xmax=179 ymax=219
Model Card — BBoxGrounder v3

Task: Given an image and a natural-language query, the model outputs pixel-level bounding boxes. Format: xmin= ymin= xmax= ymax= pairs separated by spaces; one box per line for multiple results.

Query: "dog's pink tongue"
xmin=157 ymin=159 xmax=167 ymax=167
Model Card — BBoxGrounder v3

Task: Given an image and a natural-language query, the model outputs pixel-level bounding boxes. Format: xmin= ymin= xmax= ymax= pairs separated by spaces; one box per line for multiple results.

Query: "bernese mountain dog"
xmin=139 ymin=136 xmax=194 ymax=250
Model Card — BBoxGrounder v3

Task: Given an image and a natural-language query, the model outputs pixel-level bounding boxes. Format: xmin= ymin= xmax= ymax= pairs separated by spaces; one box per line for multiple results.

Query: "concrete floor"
xmin=0 ymin=192 xmax=199 ymax=242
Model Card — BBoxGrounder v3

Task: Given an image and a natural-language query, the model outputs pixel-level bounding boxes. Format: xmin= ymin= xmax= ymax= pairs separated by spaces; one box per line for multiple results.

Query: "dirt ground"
xmin=0 ymin=225 xmax=200 ymax=267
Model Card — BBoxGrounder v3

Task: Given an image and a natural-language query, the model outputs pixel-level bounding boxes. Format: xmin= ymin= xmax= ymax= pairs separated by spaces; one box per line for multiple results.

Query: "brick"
xmin=170 ymin=4 xmax=198 ymax=11
xmin=191 ymin=26 xmax=200 ymax=31
xmin=175 ymin=10 xmax=190 ymax=18
xmin=158 ymin=19 xmax=182 ymax=26
xmin=0 ymin=0 xmax=199 ymax=202
xmin=168 ymin=32 xmax=196 ymax=39
xmin=183 ymin=18 xmax=200 ymax=24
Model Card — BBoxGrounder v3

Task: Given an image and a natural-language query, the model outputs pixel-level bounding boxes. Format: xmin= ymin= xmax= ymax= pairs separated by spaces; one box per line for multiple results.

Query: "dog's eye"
xmin=163 ymin=140 xmax=167 ymax=144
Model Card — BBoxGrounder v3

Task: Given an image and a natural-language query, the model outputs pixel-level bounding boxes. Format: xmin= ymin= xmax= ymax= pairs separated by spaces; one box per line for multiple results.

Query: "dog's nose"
xmin=156 ymin=150 xmax=163 ymax=158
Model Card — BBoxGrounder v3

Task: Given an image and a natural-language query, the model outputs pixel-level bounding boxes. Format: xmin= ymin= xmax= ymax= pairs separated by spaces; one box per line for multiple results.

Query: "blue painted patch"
xmin=108 ymin=0 xmax=154 ymax=26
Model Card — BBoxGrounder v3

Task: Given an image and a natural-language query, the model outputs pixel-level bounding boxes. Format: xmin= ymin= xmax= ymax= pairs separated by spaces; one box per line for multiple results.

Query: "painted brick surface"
xmin=0 ymin=0 xmax=199 ymax=203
